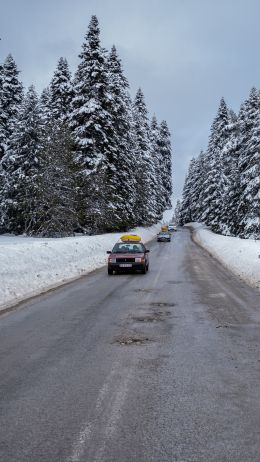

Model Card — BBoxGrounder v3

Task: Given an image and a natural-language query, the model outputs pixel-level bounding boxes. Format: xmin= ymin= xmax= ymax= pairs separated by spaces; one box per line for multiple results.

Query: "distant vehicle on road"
xmin=161 ymin=225 xmax=169 ymax=232
xmin=157 ymin=231 xmax=171 ymax=242
xmin=107 ymin=235 xmax=150 ymax=275
xmin=168 ymin=223 xmax=177 ymax=231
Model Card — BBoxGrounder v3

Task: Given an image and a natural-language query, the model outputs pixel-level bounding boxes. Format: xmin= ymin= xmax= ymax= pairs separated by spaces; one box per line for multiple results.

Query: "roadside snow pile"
xmin=0 ymin=209 xmax=173 ymax=311
xmin=186 ymin=223 xmax=260 ymax=290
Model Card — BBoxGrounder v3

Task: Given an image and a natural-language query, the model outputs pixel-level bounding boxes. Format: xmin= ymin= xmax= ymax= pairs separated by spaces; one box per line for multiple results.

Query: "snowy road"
xmin=0 ymin=228 xmax=259 ymax=462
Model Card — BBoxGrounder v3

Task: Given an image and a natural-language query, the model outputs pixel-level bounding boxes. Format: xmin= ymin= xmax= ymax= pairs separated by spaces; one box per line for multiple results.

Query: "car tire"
xmin=146 ymin=264 xmax=149 ymax=272
xmin=142 ymin=265 xmax=147 ymax=274
xmin=108 ymin=268 xmax=113 ymax=275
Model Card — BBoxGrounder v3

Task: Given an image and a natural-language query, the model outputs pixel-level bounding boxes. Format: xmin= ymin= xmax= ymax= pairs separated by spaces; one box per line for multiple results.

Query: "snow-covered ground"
xmin=186 ymin=222 xmax=260 ymax=290
xmin=0 ymin=209 xmax=173 ymax=311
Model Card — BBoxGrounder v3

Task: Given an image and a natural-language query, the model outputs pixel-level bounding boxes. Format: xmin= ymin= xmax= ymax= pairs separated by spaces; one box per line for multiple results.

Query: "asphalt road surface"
xmin=0 ymin=228 xmax=259 ymax=462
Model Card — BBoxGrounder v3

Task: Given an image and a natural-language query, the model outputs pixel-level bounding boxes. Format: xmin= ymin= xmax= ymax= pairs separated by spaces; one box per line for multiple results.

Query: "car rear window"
xmin=112 ymin=243 xmax=144 ymax=253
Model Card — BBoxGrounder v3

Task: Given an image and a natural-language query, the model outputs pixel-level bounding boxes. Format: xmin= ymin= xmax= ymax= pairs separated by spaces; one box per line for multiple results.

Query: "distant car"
xmin=157 ymin=232 xmax=171 ymax=242
xmin=107 ymin=238 xmax=150 ymax=275
xmin=161 ymin=225 xmax=169 ymax=232
xmin=168 ymin=223 xmax=177 ymax=232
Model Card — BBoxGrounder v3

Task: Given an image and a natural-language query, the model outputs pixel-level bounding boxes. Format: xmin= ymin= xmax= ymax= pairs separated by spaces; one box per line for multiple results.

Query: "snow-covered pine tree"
xmin=150 ymin=115 xmax=164 ymax=221
xmin=102 ymin=45 xmax=137 ymax=230
xmin=179 ymin=158 xmax=196 ymax=224
xmin=200 ymin=98 xmax=229 ymax=232
xmin=39 ymin=87 xmax=53 ymax=125
xmin=132 ymin=88 xmax=158 ymax=225
xmin=0 ymin=62 xmax=5 ymax=159
xmin=174 ymin=199 xmax=182 ymax=225
xmin=50 ymin=57 xmax=73 ymax=122
xmin=158 ymin=120 xmax=172 ymax=209
xmin=219 ymin=110 xmax=240 ymax=235
xmin=190 ymin=151 xmax=207 ymax=222
xmin=237 ymin=88 xmax=260 ymax=239
xmin=70 ymin=16 xmax=114 ymax=232
xmin=0 ymin=85 xmax=42 ymax=234
xmin=0 ymin=54 xmax=23 ymax=160
xmin=33 ymin=121 xmax=77 ymax=237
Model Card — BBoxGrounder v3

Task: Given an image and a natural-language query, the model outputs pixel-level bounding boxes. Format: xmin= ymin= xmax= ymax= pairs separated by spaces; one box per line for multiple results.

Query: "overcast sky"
xmin=1 ymin=0 xmax=260 ymax=200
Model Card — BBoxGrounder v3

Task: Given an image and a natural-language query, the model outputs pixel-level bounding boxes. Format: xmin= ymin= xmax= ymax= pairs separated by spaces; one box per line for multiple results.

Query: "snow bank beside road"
xmin=187 ymin=223 xmax=260 ymax=290
xmin=0 ymin=209 xmax=173 ymax=311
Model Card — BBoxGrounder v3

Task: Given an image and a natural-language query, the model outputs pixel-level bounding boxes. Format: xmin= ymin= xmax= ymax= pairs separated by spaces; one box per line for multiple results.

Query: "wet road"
xmin=0 ymin=228 xmax=259 ymax=462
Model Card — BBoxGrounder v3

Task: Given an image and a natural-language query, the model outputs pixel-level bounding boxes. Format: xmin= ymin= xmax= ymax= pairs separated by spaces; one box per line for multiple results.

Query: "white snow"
xmin=0 ymin=209 xmax=173 ymax=311
xmin=186 ymin=222 xmax=260 ymax=290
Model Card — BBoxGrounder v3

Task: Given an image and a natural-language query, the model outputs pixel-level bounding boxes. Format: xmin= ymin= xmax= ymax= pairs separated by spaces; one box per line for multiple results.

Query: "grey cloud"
xmin=1 ymin=0 xmax=259 ymax=200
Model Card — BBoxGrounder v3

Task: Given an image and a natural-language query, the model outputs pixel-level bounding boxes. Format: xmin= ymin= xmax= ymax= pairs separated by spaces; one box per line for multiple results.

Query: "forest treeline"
xmin=0 ymin=16 xmax=172 ymax=236
xmin=178 ymin=90 xmax=259 ymax=239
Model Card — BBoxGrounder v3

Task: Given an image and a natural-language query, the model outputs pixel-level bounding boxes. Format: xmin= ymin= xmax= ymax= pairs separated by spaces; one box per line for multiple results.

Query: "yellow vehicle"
xmin=120 ymin=234 xmax=141 ymax=242
xmin=161 ymin=225 xmax=168 ymax=232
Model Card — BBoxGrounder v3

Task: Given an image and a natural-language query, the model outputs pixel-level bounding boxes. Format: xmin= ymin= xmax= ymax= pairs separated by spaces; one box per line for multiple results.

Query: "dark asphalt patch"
xmin=134 ymin=288 xmax=156 ymax=293
xmin=114 ymin=336 xmax=151 ymax=346
xmin=149 ymin=302 xmax=175 ymax=308
xmin=131 ymin=312 xmax=166 ymax=323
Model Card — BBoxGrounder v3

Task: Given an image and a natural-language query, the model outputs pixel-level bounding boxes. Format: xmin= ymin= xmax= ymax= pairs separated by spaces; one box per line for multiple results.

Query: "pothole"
xmin=149 ymin=302 xmax=175 ymax=308
xmin=114 ymin=336 xmax=151 ymax=346
xmin=132 ymin=313 xmax=163 ymax=323
xmin=135 ymin=288 xmax=155 ymax=293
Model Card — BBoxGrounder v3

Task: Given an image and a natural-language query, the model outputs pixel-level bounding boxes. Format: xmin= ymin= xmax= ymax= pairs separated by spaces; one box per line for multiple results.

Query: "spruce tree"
xmin=0 ymin=63 xmax=5 ymax=158
xmin=103 ymin=45 xmax=137 ymax=230
xmin=34 ymin=121 xmax=77 ymax=237
xmin=174 ymin=199 xmax=182 ymax=225
xmin=158 ymin=120 xmax=172 ymax=209
xmin=237 ymin=88 xmax=260 ymax=238
xmin=150 ymin=115 xmax=164 ymax=220
xmin=1 ymin=85 xmax=42 ymax=234
xmin=40 ymin=87 xmax=52 ymax=122
xmin=132 ymin=88 xmax=158 ymax=225
xmin=179 ymin=158 xmax=196 ymax=224
xmin=50 ymin=57 xmax=73 ymax=122
xmin=219 ymin=111 xmax=240 ymax=235
xmin=70 ymin=15 xmax=113 ymax=231
xmin=0 ymin=54 xmax=23 ymax=160
xmin=201 ymin=98 xmax=229 ymax=232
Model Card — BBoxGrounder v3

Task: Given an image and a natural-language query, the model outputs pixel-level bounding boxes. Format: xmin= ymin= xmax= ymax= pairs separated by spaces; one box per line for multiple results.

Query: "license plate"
xmin=119 ymin=263 xmax=132 ymax=267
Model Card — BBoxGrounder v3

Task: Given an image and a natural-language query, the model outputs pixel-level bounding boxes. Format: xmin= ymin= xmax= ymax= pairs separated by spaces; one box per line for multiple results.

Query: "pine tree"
xmin=174 ymin=199 xmax=182 ymax=225
xmin=150 ymin=115 xmax=164 ymax=220
xmin=50 ymin=57 xmax=73 ymax=122
xmin=0 ymin=63 xmax=5 ymax=158
xmin=70 ymin=15 xmax=114 ymax=231
xmin=33 ymin=121 xmax=77 ymax=236
xmin=0 ymin=85 xmax=42 ymax=234
xmin=0 ymin=54 xmax=23 ymax=160
xmin=102 ymin=45 xmax=137 ymax=230
xmin=237 ymin=88 xmax=260 ymax=238
xmin=158 ymin=120 xmax=172 ymax=209
xmin=132 ymin=88 xmax=157 ymax=225
xmin=242 ymin=109 xmax=260 ymax=239
xmin=219 ymin=111 xmax=240 ymax=235
xmin=201 ymin=98 xmax=229 ymax=232
xmin=179 ymin=158 xmax=196 ymax=224
xmin=39 ymin=87 xmax=53 ymax=124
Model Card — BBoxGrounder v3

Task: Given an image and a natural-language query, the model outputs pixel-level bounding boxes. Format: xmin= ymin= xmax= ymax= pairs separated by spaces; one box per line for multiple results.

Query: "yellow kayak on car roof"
xmin=120 ymin=234 xmax=141 ymax=242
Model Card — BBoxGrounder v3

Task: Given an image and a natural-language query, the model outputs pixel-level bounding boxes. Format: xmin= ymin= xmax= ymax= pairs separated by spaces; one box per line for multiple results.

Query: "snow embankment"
xmin=0 ymin=209 xmax=173 ymax=311
xmin=186 ymin=222 xmax=260 ymax=290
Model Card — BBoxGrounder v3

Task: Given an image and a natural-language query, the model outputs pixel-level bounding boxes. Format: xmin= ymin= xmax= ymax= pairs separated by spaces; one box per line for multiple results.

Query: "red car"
xmin=107 ymin=241 xmax=150 ymax=275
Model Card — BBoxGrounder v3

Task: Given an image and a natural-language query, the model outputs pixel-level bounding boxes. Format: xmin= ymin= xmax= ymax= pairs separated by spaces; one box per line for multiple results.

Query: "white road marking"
xmin=67 ymin=366 xmax=118 ymax=462
xmin=93 ymin=370 xmax=132 ymax=462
